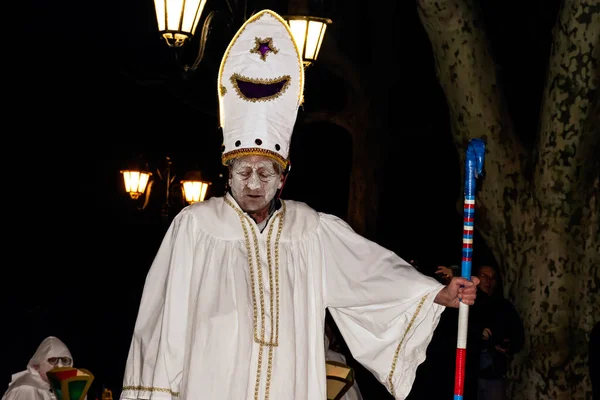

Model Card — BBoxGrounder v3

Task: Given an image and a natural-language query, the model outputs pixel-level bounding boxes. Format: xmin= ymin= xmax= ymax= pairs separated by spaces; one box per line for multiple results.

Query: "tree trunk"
xmin=418 ymin=0 xmax=599 ymax=398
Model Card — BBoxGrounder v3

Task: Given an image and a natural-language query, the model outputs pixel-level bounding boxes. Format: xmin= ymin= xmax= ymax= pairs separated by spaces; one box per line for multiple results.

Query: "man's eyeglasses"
xmin=47 ymin=357 xmax=73 ymax=366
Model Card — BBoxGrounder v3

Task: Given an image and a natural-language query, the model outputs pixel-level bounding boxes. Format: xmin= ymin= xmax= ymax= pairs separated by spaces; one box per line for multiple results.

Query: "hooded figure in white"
xmin=2 ymin=336 xmax=73 ymax=400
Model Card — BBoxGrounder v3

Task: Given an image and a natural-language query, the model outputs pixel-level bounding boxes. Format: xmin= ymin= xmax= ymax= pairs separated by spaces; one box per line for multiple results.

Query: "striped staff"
xmin=454 ymin=138 xmax=485 ymax=400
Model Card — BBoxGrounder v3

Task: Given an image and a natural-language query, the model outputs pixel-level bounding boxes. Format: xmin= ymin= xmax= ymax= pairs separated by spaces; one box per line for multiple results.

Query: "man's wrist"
xmin=433 ymin=286 xmax=449 ymax=306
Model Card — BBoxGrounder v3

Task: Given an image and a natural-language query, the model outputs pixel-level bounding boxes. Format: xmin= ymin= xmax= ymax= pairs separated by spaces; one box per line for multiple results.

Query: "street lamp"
xmin=120 ymin=169 xmax=152 ymax=200
xmin=154 ymin=0 xmax=208 ymax=47
xmin=181 ymin=170 xmax=212 ymax=203
xmin=283 ymin=15 xmax=332 ymax=67
xmin=151 ymin=1 xmax=332 ymax=71
xmin=120 ymin=156 xmax=212 ymax=221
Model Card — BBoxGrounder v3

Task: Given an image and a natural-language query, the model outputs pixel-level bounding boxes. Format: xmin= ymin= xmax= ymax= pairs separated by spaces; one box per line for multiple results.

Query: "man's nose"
xmin=247 ymin=173 xmax=261 ymax=190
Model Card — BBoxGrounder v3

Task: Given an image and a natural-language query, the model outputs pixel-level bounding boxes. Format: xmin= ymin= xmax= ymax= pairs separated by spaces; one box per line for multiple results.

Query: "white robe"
xmin=1 ymin=373 xmax=55 ymax=400
xmin=120 ymin=193 xmax=445 ymax=400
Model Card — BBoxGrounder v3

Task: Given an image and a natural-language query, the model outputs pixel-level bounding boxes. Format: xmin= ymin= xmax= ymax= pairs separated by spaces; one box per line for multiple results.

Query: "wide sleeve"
xmin=120 ymin=209 xmax=198 ymax=400
xmin=320 ymin=213 xmax=446 ymax=400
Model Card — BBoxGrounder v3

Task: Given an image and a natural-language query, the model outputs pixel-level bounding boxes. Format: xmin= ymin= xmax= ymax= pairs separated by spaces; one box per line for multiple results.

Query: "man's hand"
xmin=482 ymin=327 xmax=492 ymax=340
xmin=495 ymin=338 xmax=511 ymax=354
xmin=434 ymin=276 xmax=480 ymax=307
xmin=435 ymin=266 xmax=454 ymax=280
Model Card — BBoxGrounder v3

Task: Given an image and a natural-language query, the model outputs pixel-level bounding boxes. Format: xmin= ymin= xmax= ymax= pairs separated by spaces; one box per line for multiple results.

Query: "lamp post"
xmin=151 ymin=1 xmax=332 ymax=71
xmin=120 ymin=156 xmax=212 ymax=222
xmin=154 ymin=0 xmax=208 ymax=48
xmin=181 ymin=170 xmax=212 ymax=204
xmin=282 ymin=15 xmax=332 ymax=67
xmin=120 ymin=169 xmax=152 ymax=200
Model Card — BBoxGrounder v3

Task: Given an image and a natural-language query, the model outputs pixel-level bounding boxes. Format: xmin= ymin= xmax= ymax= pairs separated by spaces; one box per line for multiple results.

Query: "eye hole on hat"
xmin=255 ymin=139 xmax=262 ymax=145
xmin=230 ymin=73 xmax=291 ymax=102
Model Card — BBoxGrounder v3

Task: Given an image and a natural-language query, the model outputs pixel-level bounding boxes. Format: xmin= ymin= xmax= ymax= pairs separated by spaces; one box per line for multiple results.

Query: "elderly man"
xmin=2 ymin=336 xmax=73 ymax=400
xmin=119 ymin=9 xmax=479 ymax=400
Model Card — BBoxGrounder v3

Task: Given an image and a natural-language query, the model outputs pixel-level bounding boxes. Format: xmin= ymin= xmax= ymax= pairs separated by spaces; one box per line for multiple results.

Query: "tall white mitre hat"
xmin=218 ymin=9 xmax=304 ymax=169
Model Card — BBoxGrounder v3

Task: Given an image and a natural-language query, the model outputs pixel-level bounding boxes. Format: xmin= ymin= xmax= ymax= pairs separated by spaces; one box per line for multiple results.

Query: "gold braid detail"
xmin=388 ymin=294 xmax=428 ymax=397
xmin=221 ymin=148 xmax=288 ymax=169
xmin=247 ymin=213 xmax=266 ymax=400
xmin=121 ymin=386 xmax=179 ymax=397
xmin=264 ymin=209 xmax=284 ymax=399
xmin=248 ymin=212 xmax=267 ymax=345
xmin=225 ymin=197 xmax=285 ymax=400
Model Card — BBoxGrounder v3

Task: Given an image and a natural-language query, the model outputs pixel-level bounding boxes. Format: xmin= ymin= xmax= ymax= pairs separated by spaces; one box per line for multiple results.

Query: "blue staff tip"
xmin=467 ymin=139 xmax=486 ymax=177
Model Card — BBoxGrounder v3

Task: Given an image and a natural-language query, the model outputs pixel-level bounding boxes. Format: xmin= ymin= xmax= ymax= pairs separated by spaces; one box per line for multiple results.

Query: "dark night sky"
xmin=6 ymin=0 xmax=560 ymax=398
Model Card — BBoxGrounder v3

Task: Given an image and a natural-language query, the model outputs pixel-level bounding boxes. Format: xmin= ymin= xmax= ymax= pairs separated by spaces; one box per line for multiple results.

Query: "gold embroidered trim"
xmin=122 ymin=386 xmax=179 ymax=397
xmin=250 ymin=37 xmax=279 ymax=61
xmin=224 ymin=197 xmax=285 ymax=400
xmin=220 ymin=85 xmax=227 ymax=96
xmin=222 ymin=148 xmax=288 ymax=169
xmin=264 ymin=207 xmax=284 ymax=399
xmin=229 ymin=73 xmax=291 ymax=103
xmin=388 ymin=294 xmax=428 ymax=397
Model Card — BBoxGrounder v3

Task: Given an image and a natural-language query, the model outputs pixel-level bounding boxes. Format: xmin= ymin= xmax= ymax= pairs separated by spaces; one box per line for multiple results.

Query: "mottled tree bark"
xmin=418 ymin=0 xmax=599 ymax=398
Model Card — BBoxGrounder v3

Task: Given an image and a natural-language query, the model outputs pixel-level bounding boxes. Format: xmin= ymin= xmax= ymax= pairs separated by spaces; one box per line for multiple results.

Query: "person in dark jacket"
xmin=471 ymin=264 xmax=524 ymax=400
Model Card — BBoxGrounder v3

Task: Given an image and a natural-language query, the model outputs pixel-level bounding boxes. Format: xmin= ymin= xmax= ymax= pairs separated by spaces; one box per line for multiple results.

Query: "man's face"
xmin=477 ymin=266 xmax=497 ymax=295
xmin=35 ymin=357 xmax=73 ymax=383
xmin=229 ymin=155 xmax=283 ymax=213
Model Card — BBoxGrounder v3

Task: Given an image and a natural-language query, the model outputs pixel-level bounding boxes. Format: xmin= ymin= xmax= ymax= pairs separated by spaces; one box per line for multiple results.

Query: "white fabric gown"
xmin=120 ymin=193 xmax=445 ymax=400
